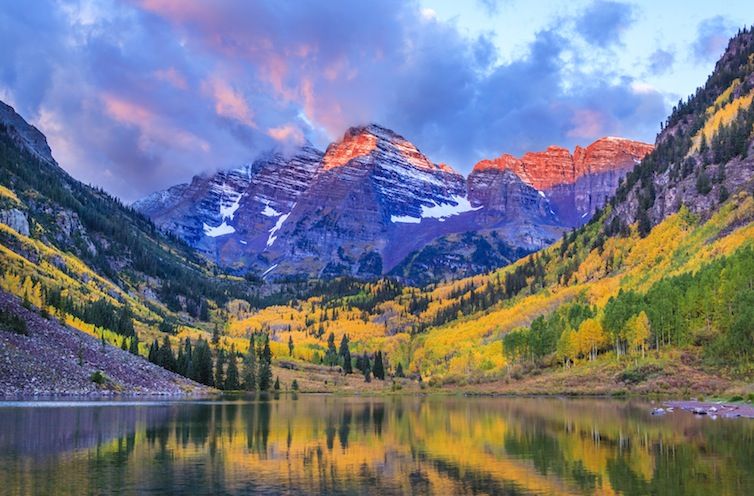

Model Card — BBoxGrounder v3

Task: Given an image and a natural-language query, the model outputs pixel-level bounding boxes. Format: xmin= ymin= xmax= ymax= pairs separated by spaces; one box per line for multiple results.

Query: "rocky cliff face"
xmin=470 ymin=137 xmax=653 ymax=227
xmin=137 ymin=125 xmax=650 ymax=283
xmin=0 ymin=101 xmax=54 ymax=164
xmin=604 ymin=29 xmax=754 ymax=236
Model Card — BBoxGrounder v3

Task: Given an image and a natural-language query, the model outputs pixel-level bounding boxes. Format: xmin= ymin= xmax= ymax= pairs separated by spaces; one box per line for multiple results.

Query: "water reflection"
xmin=0 ymin=396 xmax=752 ymax=495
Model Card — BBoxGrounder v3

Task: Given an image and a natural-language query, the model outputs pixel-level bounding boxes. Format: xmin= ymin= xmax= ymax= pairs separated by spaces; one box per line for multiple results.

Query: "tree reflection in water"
xmin=0 ymin=396 xmax=753 ymax=495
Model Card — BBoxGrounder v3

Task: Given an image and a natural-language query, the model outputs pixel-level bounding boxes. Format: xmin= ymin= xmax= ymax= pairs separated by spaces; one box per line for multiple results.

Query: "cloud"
xmin=267 ymin=123 xmax=305 ymax=145
xmin=693 ymin=16 xmax=735 ymax=63
xmin=647 ymin=49 xmax=675 ymax=75
xmin=201 ymin=77 xmax=256 ymax=127
xmin=575 ymin=1 xmax=635 ymax=46
xmin=0 ymin=0 xmax=669 ymax=202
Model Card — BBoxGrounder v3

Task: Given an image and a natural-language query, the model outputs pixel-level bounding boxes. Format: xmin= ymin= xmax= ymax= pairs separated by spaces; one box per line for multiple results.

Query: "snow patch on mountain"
xmin=391 ymin=195 xmax=481 ymax=224
xmin=262 ymin=263 xmax=278 ymax=277
xmin=391 ymin=214 xmax=422 ymax=224
xmin=203 ymin=221 xmax=235 ymax=237
xmin=421 ymin=195 xmax=481 ymax=221
xmin=260 ymin=200 xmax=282 ymax=217
xmin=267 ymin=207 xmax=293 ymax=247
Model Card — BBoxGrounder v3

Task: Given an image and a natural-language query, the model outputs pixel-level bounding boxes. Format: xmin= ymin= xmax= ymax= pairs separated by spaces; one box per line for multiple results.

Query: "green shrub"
xmin=90 ymin=371 xmax=106 ymax=385
xmin=618 ymin=364 xmax=662 ymax=384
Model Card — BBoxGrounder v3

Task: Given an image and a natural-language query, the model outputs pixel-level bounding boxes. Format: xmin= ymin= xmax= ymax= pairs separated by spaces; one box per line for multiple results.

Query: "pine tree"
xmin=291 ymin=379 xmax=299 ymax=391
xmin=325 ymin=332 xmax=337 ymax=366
xmin=696 ymin=167 xmax=712 ymax=195
xmin=362 ymin=352 xmax=371 ymax=383
xmin=242 ymin=335 xmax=257 ymax=391
xmin=395 ymin=362 xmax=404 ymax=378
xmin=225 ymin=346 xmax=240 ymax=390
xmin=158 ymin=335 xmax=176 ymax=372
xmin=190 ymin=338 xmax=214 ymax=386
xmin=122 ymin=338 xmax=129 ymax=352
xmin=212 ymin=323 xmax=220 ymax=345
xmin=116 ymin=305 xmax=135 ymax=336
xmin=339 ymin=334 xmax=353 ymax=374
xmin=148 ymin=338 xmax=159 ymax=363
xmin=373 ymin=351 xmax=385 ymax=380
xmin=129 ymin=333 xmax=140 ymax=356
xmin=273 ymin=376 xmax=280 ymax=391
xmin=177 ymin=337 xmax=192 ymax=377
xmin=258 ymin=334 xmax=273 ymax=391
xmin=214 ymin=349 xmax=226 ymax=389
xmin=288 ymin=335 xmax=294 ymax=357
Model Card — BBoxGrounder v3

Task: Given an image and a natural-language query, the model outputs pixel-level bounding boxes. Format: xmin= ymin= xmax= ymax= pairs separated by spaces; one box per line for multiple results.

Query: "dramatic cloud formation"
xmin=0 ymin=0 xmax=739 ymax=201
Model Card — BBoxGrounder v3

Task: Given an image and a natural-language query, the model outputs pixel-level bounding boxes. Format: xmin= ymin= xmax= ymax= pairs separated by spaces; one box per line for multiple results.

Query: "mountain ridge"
xmin=135 ymin=125 xmax=651 ymax=283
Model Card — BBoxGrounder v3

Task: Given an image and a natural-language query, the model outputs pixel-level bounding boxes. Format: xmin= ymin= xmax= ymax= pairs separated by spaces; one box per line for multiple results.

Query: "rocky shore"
xmin=0 ymin=291 xmax=211 ymax=397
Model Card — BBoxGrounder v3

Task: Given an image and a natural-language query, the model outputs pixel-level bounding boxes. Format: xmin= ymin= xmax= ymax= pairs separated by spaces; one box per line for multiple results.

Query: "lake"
xmin=0 ymin=395 xmax=752 ymax=495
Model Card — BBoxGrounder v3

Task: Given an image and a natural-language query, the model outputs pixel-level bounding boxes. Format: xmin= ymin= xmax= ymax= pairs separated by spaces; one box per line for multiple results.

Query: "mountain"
xmin=0 ymin=99 xmax=265 ymax=394
xmin=134 ymin=145 xmax=324 ymax=267
xmin=220 ymin=27 xmax=754 ymax=394
xmin=472 ymin=137 xmax=653 ymax=226
xmin=137 ymin=125 xmax=650 ymax=283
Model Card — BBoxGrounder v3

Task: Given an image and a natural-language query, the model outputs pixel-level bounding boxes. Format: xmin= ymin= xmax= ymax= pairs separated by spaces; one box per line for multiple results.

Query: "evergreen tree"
xmin=373 ymin=351 xmax=385 ymax=380
xmin=273 ymin=376 xmax=281 ymax=391
xmin=339 ymin=334 xmax=353 ymax=374
xmin=696 ymin=167 xmax=712 ymax=195
xmin=242 ymin=335 xmax=257 ymax=390
xmin=288 ymin=335 xmax=294 ymax=356
xmin=395 ymin=362 xmax=404 ymax=378
xmin=116 ymin=305 xmax=135 ymax=336
xmin=258 ymin=334 xmax=273 ymax=391
xmin=190 ymin=338 xmax=214 ymax=386
xmin=177 ymin=337 xmax=192 ymax=377
xmin=212 ymin=323 xmax=221 ymax=345
xmin=129 ymin=333 xmax=140 ymax=356
xmin=148 ymin=338 xmax=159 ymax=363
xmin=121 ymin=338 xmax=129 ymax=352
xmin=225 ymin=346 xmax=240 ymax=390
xmin=291 ymin=379 xmax=299 ymax=391
xmin=325 ymin=332 xmax=338 ymax=366
xmin=199 ymin=300 xmax=210 ymax=321
xmin=214 ymin=349 xmax=226 ymax=389
xmin=362 ymin=352 xmax=372 ymax=383
xmin=158 ymin=335 xmax=176 ymax=371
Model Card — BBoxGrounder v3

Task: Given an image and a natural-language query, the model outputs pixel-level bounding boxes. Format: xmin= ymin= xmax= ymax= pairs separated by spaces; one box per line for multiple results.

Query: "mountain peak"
xmin=0 ymin=100 xmax=55 ymax=164
xmin=323 ymin=123 xmax=449 ymax=174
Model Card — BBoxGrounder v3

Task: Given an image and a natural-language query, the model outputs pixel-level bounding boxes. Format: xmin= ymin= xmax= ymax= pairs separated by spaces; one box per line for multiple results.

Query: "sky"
xmin=1 ymin=1 xmax=752 ymax=202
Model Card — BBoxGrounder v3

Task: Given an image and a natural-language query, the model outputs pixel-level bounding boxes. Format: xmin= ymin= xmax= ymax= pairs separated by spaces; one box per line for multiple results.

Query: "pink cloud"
xmin=201 ymin=77 xmax=255 ymax=127
xmin=102 ymin=93 xmax=210 ymax=152
xmin=267 ymin=124 xmax=305 ymax=145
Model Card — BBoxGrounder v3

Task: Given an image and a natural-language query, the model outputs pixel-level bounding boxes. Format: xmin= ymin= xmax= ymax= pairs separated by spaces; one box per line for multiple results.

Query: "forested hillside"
xmin=204 ymin=27 xmax=754 ymax=393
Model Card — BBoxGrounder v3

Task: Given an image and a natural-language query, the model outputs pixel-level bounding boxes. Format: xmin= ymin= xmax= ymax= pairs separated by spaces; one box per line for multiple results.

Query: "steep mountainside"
xmin=135 ymin=145 xmax=324 ymax=267
xmin=137 ymin=126 xmax=649 ymax=283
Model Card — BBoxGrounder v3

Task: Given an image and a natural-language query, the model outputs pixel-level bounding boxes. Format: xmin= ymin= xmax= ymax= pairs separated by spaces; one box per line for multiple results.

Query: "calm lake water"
xmin=0 ymin=395 xmax=752 ymax=495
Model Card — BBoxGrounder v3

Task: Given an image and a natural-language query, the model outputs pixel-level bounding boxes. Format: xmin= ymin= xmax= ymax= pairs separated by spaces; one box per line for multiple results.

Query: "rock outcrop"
xmin=470 ymin=137 xmax=653 ymax=226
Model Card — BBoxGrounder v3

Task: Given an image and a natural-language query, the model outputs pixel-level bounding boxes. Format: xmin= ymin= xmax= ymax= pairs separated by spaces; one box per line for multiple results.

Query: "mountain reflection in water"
xmin=0 ymin=396 xmax=752 ymax=495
